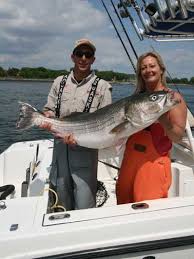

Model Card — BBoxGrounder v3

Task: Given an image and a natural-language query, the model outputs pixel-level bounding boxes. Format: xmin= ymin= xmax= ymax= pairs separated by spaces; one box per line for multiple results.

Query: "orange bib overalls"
xmin=116 ymin=124 xmax=172 ymax=204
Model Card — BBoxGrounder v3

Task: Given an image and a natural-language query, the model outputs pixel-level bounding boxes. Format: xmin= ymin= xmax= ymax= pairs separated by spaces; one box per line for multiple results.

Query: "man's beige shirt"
xmin=44 ymin=71 xmax=112 ymax=118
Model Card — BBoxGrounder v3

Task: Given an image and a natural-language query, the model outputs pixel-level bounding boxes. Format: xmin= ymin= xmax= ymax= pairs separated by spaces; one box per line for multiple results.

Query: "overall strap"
xmin=83 ymin=77 xmax=101 ymax=113
xmin=55 ymin=74 xmax=68 ymax=118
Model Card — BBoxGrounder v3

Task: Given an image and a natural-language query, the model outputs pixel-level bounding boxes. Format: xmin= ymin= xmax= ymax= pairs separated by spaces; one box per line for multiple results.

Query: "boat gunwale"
xmin=35 ymin=234 xmax=194 ymax=259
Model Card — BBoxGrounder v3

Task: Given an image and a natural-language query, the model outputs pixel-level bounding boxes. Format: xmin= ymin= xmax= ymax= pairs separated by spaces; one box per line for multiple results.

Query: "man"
xmin=43 ymin=38 xmax=112 ymax=210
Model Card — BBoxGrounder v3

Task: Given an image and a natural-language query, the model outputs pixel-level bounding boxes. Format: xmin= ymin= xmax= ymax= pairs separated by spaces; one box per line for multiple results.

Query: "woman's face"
xmin=140 ymin=55 xmax=163 ymax=90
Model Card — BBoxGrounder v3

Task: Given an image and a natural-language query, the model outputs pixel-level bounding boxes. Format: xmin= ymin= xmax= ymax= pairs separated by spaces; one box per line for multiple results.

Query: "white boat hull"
xmin=0 ymin=137 xmax=194 ymax=258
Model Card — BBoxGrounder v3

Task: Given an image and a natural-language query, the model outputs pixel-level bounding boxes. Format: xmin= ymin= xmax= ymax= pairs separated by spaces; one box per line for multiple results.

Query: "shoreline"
xmin=0 ymin=78 xmax=193 ymax=86
xmin=0 ymin=77 xmax=134 ymax=84
xmin=0 ymin=78 xmax=53 ymax=82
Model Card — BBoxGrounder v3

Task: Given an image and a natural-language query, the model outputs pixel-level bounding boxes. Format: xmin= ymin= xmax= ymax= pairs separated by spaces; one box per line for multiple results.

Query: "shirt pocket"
xmin=60 ymin=88 xmax=72 ymax=102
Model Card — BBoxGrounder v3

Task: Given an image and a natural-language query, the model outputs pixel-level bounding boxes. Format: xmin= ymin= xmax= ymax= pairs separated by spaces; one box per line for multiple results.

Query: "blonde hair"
xmin=135 ymin=51 xmax=167 ymax=93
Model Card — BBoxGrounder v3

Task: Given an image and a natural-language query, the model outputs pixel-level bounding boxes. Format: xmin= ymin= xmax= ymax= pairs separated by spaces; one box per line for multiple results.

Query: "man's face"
xmin=71 ymin=45 xmax=95 ymax=73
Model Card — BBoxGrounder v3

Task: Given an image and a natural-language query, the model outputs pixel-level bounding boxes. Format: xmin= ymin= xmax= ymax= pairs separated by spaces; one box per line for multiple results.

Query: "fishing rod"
xmin=101 ymin=0 xmax=137 ymax=73
xmin=141 ymin=0 xmax=147 ymax=5
xmin=119 ymin=0 xmax=143 ymax=41
xmin=129 ymin=0 xmax=150 ymax=33
xmin=110 ymin=0 xmax=138 ymax=60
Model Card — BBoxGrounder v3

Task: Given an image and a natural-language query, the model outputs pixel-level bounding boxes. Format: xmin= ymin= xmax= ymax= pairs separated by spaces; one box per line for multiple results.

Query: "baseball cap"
xmin=73 ymin=38 xmax=96 ymax=53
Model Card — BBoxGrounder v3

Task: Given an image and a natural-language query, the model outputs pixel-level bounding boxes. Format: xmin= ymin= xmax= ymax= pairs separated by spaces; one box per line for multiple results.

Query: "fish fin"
xmin=99 ymin=138 xmax=127 ymax=159
xmin=110 ymin=120 xmax=129 ymax=134
xmin=99 ymin=146 xmax=118 ymax=159
xmin=16 ymin=102 xmax=37 ymax=130
xmin=115 ymin=138 xmax=128 ymax=154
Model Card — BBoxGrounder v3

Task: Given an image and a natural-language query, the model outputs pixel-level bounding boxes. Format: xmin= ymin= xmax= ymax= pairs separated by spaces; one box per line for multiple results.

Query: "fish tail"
xmin=16 ymin=102 xmax=37 ymax=130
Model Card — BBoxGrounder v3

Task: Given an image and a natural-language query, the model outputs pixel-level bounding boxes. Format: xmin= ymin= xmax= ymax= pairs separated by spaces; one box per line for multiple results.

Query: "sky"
xmin=0 ymin=0 xmax=194 ymax=79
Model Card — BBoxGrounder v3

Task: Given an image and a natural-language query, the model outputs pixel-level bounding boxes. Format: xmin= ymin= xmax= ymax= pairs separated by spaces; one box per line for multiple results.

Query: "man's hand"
xmin=54 ymin=132 xmax=77 ymax=145
xmin=43 ymin=110 xmax=55 ymax=118
xmin=40 ymin=122 xmax=77 ymax=145
xmin=40 ymin=122 xmax=53 ymax=131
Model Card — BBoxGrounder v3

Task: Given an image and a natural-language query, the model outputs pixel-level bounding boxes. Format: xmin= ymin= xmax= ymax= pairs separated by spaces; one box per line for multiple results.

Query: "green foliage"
xmin=7 ymin=67 xmax=20 ymax=77
xmin=0 ymin=66 xmax=193 ymax=85
xmin=167 ymin=76 xmax=191 ymax=85
xmin=0 ymin=67 xmax=6 ymax=77
xmin=95 ymin=70 xmax=135 ymax=82
xmin=190 ymin=77 xmax=194 ymax=84
xmin=18 ymin=67 xmax=69 ymax=79
xmin=0 ymin=67 xmax=135 ymax=82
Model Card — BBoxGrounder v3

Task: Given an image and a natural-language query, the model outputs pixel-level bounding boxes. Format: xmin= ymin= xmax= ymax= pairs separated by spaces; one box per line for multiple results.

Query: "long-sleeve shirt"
xmin=44 ymin=70 xmax=112 ymax=118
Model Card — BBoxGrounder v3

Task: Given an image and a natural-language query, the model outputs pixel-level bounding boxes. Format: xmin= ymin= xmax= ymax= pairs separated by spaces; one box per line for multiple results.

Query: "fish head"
xmin=125 ymin=91 xmax=180 ymax=127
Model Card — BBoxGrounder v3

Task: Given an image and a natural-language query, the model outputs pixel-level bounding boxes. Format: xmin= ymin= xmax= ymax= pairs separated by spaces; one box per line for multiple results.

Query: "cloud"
xmin=0 ymin=0 xmax=108 ymax=69
xmin=156 ymin=45 xmax=194 ymax=79
xmin=0 ymin=0 xmax=193 ymax=78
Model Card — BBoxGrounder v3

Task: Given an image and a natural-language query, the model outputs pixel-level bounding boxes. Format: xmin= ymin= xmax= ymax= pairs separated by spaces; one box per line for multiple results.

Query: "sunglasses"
xmin=74 ymin=50 xmax=94 ymax=59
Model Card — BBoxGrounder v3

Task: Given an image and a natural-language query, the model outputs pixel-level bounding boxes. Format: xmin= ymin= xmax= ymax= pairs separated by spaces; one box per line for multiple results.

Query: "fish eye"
xmin=150 ymin=94 xmax=158 ymax=101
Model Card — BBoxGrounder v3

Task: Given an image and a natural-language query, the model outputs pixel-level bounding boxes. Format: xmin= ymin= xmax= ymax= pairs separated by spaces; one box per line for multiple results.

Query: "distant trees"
xmin=0 ymin=67 xmax=135 ymax=82
xmin=167 ymin=77 xmax=189 ymax=84
xmin=0 ymin=67 xmax=6 ymax=77
xmin=95 ymin=70 xmax=135 ymax=82
xmin=190 ymin=77 xmax=194 ymax=84
xmin=18 ymin=67 xmax=69 ymax=79
xmin=7 ymin=67 xmax=20 ymax=77
xmin=0 ymin=66 xmax=193 ymax=84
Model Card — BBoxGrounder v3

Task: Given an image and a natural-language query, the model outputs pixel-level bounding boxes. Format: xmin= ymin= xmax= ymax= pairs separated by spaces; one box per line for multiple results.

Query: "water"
xmin=0 ymin=80 xmax=194 ymax=154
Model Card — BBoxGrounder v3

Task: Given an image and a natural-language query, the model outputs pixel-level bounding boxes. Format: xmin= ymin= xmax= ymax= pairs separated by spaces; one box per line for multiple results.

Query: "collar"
xmin=70 ymin=70 xmax=95 ymax=86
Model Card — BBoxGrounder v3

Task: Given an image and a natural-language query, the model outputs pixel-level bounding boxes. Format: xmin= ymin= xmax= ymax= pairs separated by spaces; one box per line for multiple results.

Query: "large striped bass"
xmin=16 ymin=91 xmax=179 ymax=149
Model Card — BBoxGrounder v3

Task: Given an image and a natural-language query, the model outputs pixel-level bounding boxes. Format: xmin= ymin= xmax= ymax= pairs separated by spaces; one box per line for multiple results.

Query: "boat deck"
xmin=0 ymin=139 xmax=194 ymax=258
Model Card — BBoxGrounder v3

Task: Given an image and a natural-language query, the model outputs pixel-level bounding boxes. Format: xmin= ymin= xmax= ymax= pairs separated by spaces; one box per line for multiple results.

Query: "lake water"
xmin=0 ymin=80 xmax=194 ymax=153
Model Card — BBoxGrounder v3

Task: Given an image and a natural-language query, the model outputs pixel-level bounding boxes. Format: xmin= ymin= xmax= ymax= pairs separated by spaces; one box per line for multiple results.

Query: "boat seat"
xmin=169 ymin=162 xmax=194 ymax=198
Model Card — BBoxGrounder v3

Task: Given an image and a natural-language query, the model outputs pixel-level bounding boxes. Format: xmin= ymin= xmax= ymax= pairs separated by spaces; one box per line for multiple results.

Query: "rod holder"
xmin=165 ymin=0 xmax=176 ymax=18
xmin=154 ymin=0 xmax=165 ymax=21
xmin=177 ymin=0 xmax=188 ymax=18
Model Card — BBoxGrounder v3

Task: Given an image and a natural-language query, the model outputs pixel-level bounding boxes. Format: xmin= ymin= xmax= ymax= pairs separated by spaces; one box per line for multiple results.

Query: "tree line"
xmin=0 ymin=66 xmax=193 ymax=84
xmin=0 ymin=66 xmax=135 ymax=82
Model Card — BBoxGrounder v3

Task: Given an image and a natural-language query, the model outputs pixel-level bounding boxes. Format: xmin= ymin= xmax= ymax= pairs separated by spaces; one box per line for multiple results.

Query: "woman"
xmin=116 ymin=51 xmax=187 ymax=204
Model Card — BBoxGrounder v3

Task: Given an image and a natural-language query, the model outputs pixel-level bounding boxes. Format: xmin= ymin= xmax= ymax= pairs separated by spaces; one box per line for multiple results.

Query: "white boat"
xmin=1 ymin=1 xmax=194 ymax=258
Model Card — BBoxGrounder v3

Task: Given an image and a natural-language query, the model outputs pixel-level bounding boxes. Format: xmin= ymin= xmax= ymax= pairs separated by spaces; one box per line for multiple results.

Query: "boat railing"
xmin=117 ymin=0 xmax=194 ymax=41
xmin=0 ymin=140 xmax=52 ymax=199
xmin=185 ymin=119 xmax=194 ymax=159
